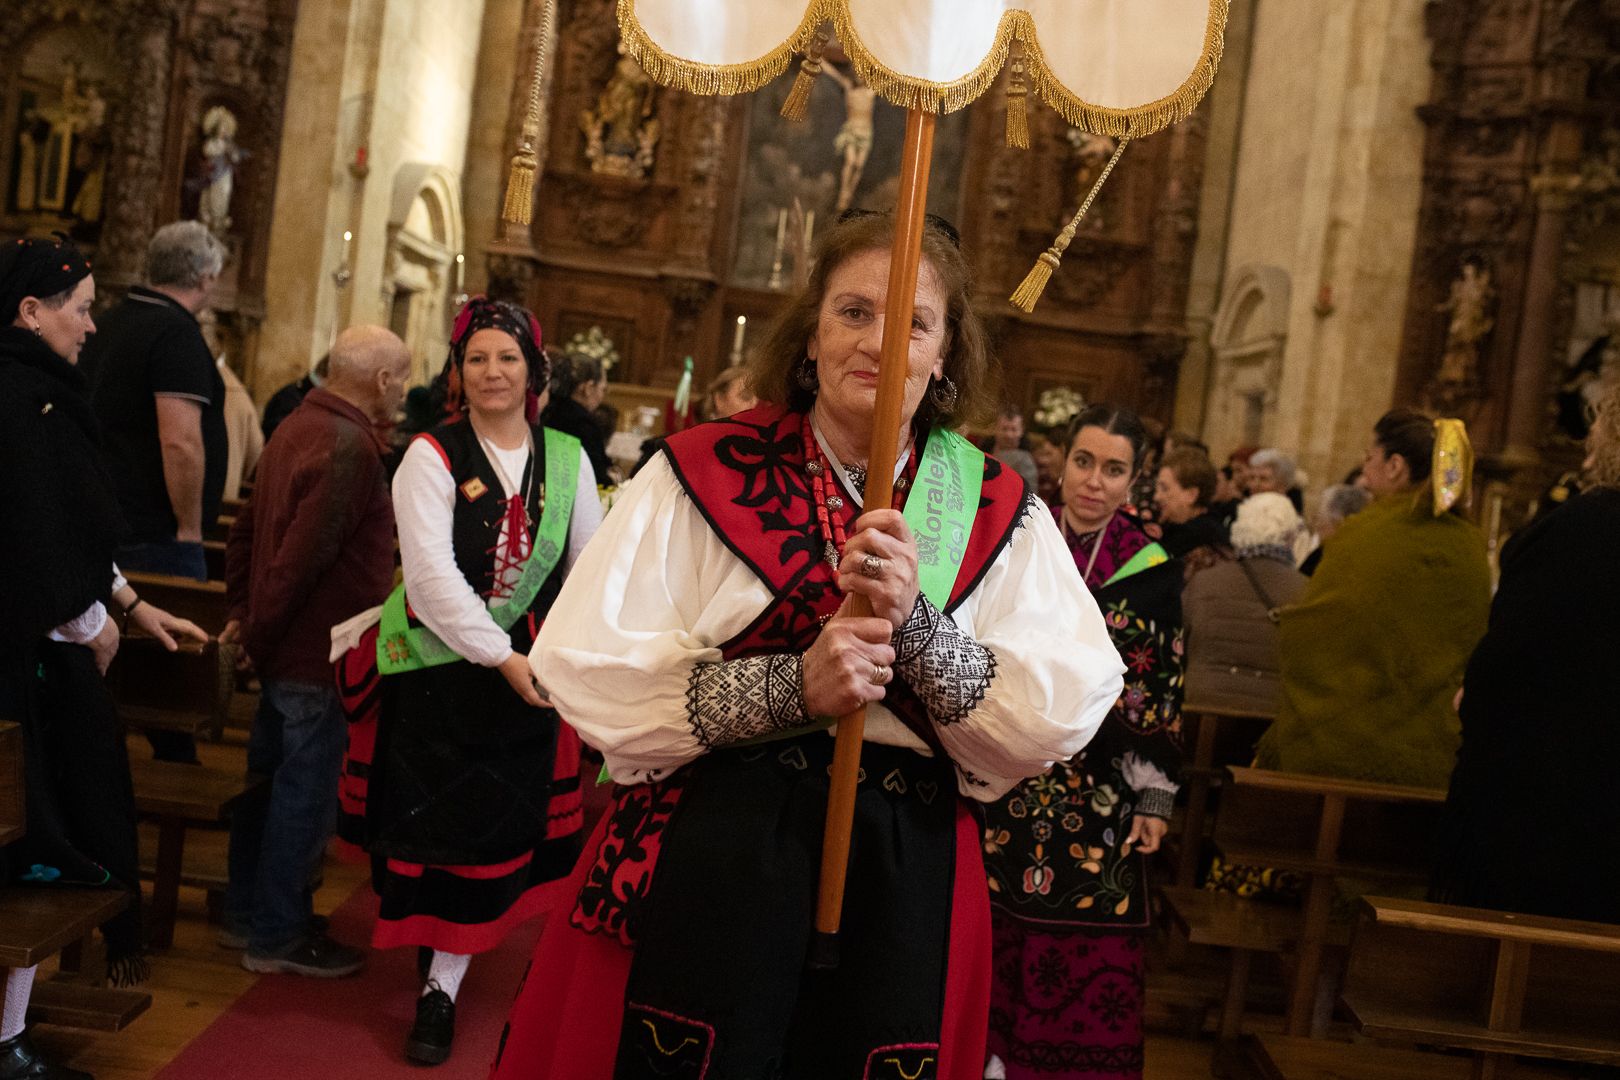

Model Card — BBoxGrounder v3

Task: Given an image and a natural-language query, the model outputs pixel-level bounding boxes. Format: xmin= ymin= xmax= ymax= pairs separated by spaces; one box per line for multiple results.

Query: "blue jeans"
xmin=225 ymin=680 xmax=347 ymax=952
xmin=117 ymin=539 xmax=208 ymax=582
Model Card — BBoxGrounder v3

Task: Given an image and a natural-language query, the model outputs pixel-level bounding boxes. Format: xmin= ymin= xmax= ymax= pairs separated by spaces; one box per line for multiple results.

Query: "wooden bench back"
xmin=0 ymin=720 xmax=22 ymax=846
xmin=1344 ymin=897 xmax=1620 ymax=1066
xmin=124 ymin=571 xmax=230 ymax=635
xmin=1215 ymin=767 xmax=1447 ymax=881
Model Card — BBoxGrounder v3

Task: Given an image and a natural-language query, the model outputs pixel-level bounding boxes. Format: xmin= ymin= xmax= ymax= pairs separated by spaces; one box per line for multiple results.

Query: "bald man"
xmin=221 ymin=326 xmax=411 ymax=976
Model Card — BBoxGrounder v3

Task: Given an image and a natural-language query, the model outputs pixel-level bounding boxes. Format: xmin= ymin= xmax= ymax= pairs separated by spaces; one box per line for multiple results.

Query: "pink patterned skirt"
xmin=987 ymin=910 xmax=1145 ymax=1079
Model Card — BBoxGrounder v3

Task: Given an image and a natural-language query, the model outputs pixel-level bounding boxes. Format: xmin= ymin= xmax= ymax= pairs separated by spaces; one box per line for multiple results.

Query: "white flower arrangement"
xmin=1033 ymin=386 xmax=1086 ymax=430
xmin=563 ymin=326 xmax=620 ymax=374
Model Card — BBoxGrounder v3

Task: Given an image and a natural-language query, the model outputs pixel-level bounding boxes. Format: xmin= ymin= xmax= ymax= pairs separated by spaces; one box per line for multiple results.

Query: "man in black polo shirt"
xmin=87 ymin=220 xmax=228 ymax=763
xmin=89 ymin=220 xmax=228 ymax=581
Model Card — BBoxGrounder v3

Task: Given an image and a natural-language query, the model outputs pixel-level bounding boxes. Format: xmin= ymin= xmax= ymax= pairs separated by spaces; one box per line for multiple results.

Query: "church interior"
xmin=2 ymin=0 xmax=1619 ymax=1078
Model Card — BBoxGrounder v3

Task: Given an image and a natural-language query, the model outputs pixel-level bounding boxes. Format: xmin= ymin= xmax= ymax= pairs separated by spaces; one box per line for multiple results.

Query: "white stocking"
xmin=2 ymin=965 xmax=37 ymax=1042
xmin=423 ymin=950 xmax=470 ymax=1002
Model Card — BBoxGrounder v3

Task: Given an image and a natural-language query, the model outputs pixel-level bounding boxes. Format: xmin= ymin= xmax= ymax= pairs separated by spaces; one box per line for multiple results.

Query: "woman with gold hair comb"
xmin=1254 ymin=409 xmax=1491 ymax=790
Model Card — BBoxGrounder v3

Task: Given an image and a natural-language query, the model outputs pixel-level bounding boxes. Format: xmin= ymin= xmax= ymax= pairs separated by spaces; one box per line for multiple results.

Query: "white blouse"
xmin=393 ymin=434 xmax=603 ymax=668
xmin=530 ymin=453 xmax=1125 ymax=802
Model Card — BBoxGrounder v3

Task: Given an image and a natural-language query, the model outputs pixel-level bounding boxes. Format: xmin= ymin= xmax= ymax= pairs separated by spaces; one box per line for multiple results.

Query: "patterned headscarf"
xmin=0 ymin=234 xmax=92 ymax=324
xmin=437 ymin=295 xmax=549 ymax=419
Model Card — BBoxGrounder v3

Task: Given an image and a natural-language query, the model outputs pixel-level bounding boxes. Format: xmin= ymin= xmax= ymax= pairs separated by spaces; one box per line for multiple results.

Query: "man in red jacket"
xmin=222 ymin=325 xmax=410 ymax=976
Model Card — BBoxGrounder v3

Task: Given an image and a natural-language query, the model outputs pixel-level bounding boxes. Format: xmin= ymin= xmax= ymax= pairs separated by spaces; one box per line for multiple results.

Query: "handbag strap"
xmin=1236 ymin=556 xmax=1284 ymax=624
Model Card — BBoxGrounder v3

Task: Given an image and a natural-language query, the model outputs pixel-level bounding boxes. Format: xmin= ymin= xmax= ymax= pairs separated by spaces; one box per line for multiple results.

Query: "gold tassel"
xmin=1005 ymin=41 xmax=1029 ymax=149
xmin=1009 ymin=137 xmax=1131 ymax=313
xmin=502 ymin=139 xmax=537 ymax=226
xmin=780 ymin=25 xmax=831 ymax=122
xmin=502 ymin=0 xmax=554 ymax=228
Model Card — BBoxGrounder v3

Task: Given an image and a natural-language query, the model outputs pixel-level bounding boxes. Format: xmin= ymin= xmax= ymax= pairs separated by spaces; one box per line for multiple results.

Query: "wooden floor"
xmin=24 ymin=735 xmax=1223 ymax=1078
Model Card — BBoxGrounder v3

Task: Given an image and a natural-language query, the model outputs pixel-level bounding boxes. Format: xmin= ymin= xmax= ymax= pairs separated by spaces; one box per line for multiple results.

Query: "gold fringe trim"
xmin=781 ymin=24 xmax=832 ymax=121
xmin=503 ymin=142 xmax=538 ymax=226
xmin=617 ymin=0 xmax=824 ymax=98
xmin=1020 ymin=0 xmax=1229 ymax=138
xmin=1009 ymin=138 xmax=1131 ymax=313
xmin=615 ymin=0 xmax=1227 ymax=140
xmin=1005 ymin=39 xmax=1029 ymax=149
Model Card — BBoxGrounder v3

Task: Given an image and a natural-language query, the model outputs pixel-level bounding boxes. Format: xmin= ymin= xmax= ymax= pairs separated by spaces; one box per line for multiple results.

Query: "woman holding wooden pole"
xmin=491 ymin=201 xmax=1122 ymax=1078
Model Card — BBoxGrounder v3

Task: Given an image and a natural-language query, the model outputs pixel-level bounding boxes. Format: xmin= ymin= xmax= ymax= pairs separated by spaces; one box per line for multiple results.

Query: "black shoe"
xmin=0 ymin=1031 xmax=94 ymax=1080
xmin=241 ymin=932 xmax=364 ymax=977
xmin=405 ymin=988 xmax=455 ymax=1065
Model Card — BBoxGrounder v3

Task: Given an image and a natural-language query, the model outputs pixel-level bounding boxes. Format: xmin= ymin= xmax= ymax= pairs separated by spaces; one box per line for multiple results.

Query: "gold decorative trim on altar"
xmin=617 ymin=0 xmax=1229 ymax=139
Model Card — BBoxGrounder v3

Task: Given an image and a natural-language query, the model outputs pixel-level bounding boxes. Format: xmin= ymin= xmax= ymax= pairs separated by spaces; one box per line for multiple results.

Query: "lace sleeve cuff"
xmin=1135 ymin=787 xmax=1176 ymax=820
xmin=892 ymin=595 xmax=997 ymax=726
xmin=684 ymin=653 xmax=811 ymax=749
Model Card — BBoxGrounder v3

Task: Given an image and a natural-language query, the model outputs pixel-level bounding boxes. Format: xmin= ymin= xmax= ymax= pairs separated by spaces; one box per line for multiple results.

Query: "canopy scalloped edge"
xmin=617 ymin=0 xmax=1229 ymax=139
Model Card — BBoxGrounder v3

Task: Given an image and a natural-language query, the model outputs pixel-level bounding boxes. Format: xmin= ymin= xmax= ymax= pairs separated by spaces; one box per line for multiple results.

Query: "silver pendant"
xmin=826 ymin=495 xmax=844 ymax=512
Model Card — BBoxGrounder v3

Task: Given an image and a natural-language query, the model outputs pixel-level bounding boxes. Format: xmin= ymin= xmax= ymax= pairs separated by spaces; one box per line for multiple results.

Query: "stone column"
xmin=1500 ymin=188 xmax=1571 ymax=465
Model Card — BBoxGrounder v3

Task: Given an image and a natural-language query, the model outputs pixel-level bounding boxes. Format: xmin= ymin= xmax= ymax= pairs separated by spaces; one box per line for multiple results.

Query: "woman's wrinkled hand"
xmin=801 ymin=606 xmax=895 ymax=718
xmin=837 ymin=509 xmax=920 ymax=631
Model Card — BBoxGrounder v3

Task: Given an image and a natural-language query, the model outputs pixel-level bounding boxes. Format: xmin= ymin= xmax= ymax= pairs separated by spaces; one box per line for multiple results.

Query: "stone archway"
xmin=1204 ymin=263 xmax=1291 ymax=456
xmin=382 ymin=163 xmax=464 ymax=385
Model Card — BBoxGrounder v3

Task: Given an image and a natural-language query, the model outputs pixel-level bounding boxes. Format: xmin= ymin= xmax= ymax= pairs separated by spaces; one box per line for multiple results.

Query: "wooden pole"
xmin=810 ymin=107 xmax=936 ymax=967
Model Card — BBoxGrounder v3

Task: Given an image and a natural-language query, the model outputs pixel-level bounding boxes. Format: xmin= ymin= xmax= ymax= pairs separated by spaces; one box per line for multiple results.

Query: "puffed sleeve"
xmin=531 ymin=454 xmax=747 ymax=783
xmin=893 ymin=500 xmax=1124 ymax=801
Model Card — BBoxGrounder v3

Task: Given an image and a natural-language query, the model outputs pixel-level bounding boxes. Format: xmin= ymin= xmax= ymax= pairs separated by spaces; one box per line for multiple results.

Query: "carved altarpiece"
xmin=1395 ymin=0 xmax=1620 ymax=501
xmin=0 ymin=0 xmax=298 ymax=387
xmin=491 ymin=0 xmax=1209 ymax=426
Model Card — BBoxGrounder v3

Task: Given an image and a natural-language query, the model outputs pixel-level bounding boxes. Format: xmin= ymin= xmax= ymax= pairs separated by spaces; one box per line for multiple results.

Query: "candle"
xmin=775 ymin=208 xmax=787 ymax=252
xmin=731 ymin=315 xmax=747 ymax=365
xmin=455 ymin=252 xmax=465 ymax=293
xmin=341 ymin=229 xmax=352 ymax=264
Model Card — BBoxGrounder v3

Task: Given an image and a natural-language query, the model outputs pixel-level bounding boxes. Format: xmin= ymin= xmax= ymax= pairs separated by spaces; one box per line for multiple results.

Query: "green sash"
xmin=1104 ymin=541 xmax=1170 ymax=586
xmin=377 ymin=429 xmax=581 ymax=676
xmin=905 ymin=429 xmax=986 ymax=610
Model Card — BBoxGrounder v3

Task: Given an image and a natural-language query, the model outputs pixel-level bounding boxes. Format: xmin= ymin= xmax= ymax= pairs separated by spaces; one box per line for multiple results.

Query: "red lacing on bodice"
xmin=485 ymin=492 xmax=533 ymax=600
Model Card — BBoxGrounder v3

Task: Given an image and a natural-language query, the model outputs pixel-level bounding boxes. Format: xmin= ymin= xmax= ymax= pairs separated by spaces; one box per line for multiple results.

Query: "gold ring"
xmin=860 ymin=554 xmax=884 ymax=579
xmin=869 ymin=664 xmax=890 ymax=685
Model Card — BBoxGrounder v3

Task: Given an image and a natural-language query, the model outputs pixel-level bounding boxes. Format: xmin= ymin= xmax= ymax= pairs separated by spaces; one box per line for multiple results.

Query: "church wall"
xmin=1203 ymin=0 xmax=1429 ymax=491
xmin=258 ymin=0 xmax=486 ymax=397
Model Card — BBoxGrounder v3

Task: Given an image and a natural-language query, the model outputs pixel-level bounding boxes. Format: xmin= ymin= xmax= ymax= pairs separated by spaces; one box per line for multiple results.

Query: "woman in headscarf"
xmin=0 ymin=235 xmax=205 ymax=1080
xmin=1430 ymin=385 xmax=1620 ymax=923
xmin=491 ymin=211 xmax=1122 ymax=1079
xmin=1256 ymin=409 xmax=1491 ymax=788
xmin=358 ymin=297 xmax=603 ymax=1065
xmin=981 ymin=404 xmax=1185 ymax=1080
xmin=540 ymin=350 xmax=614 ymax=485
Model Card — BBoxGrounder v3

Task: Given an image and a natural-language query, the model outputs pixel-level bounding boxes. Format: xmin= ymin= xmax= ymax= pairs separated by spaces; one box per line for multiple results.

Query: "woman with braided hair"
xmin=355 ymin=296 xmax=602 ymax=1065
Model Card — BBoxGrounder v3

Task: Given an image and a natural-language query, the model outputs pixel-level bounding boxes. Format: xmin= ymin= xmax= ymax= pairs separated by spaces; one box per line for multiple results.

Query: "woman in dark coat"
xmin=0 ymin=235 xmax=204 ymax=1080
xmin=1430 ymin=386 xmax=1620 ymax=924
xmin=540 ymin=350 xmax=614 ymax=485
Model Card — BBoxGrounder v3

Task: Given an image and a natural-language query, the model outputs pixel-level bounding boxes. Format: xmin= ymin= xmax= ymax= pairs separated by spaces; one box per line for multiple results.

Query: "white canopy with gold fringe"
xmin=620 ymin=0 xmax=1227 ymax=138
xmin=604 ymin=0 xmax=1228 ymax=310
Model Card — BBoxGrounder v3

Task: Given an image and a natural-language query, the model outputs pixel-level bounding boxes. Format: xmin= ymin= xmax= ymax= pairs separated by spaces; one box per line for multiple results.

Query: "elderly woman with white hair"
xmin=1181 ymin=493 xmax=1310 ymax=717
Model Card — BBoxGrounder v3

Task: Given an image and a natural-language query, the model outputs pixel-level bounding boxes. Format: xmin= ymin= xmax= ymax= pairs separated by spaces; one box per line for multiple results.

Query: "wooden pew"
xmin=1172 ymin=705 xmax=1273 ymax=887
xmin=1158 ymin=766 xmax=1447 ymax=1038
xmin=203 ymin=539 xmax=226 ymax=581
xmin=108 ymin=572 xmax=237 ymax=742
xmin=204 ymin=513 xmax=236 ymax=544
xmin=1220 ymin=1034 xmax=1571 ymax=1080
xmin=0 ymin=721 xmax=21 ymax=847
xmin=129 ymin=757 xmax=263 ymax=949
xmin=1342 ymin=897 xmax=1620 ymax=1078
xmin=0 ymin=720 xmax=152 ymax=1033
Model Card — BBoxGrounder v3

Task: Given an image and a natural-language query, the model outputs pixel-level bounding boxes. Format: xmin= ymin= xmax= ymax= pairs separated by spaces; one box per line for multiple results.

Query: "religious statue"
xmin=822 ymin=63 xmax=874 ymax=212
xmin=580 ymin=42 xmax=660 ymax=179
xmin=1435 ymin=256 xmax=1496 ymax=391
xmin=192 ymin=105 xmax=246 ymax=237
xmin=15 ymin=62 xmax=107 ymax=222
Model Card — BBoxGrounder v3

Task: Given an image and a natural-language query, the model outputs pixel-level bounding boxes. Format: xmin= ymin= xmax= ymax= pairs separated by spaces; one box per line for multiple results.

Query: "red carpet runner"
xmin=156 ymin=874 xmax=573 ymax=1079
